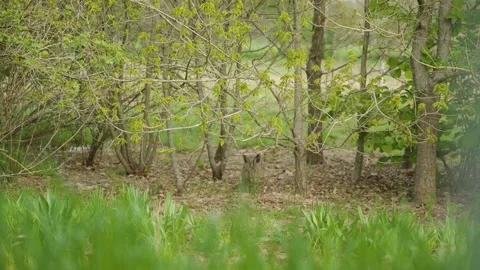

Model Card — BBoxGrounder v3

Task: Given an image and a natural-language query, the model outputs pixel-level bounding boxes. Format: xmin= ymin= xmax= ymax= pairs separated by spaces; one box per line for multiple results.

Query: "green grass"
xmin=0 ymin=187 xmax=479 ymax=269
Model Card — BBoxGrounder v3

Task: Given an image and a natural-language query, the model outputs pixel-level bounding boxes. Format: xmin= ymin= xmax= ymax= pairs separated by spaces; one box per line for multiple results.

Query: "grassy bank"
xmin=0 ymin=187 xmax=478 ymax=269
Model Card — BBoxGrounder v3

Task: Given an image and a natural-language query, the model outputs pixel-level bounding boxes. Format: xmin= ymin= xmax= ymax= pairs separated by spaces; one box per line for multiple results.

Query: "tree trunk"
xmin=109 ymin=8 xmax=136 ymax=175
xmin=293 ymin=0 xmax=307 ymax=195
xmin=410 ymin=0 xmax=453 ymax=204
xmin=352 ymin=0 xmax=371 ymax=182
xmin=414 ymin=106 xmax=439 ymax=203
xmin=213 ymin=6 xmax=242 ymax=179
xmin=214 ymin=63 xmax=228 ymax=164
xmin=138 ymin=57 xmax=159 ymax=174
xmin=214 ymin=139 xmax=226 ymax=163
xmin=214 ymin=78 xmax=228 ymax=165
xmin=85 ymin=127 xmax=108 ymax=167
xmin=306 ymin=0 xmax=326 ymax=165
xmin=352 ymin=131 xmax=366 ymax=182
xmin=162 ymin=61 xmax=184 ymax=194
xmin=194 ymin=57 xmax=222 ymax=180
xmin=213 ymin=47 xmax=229 ymax=177
xmin=213 ymin=44 xmax=242 ymax=180
xmin=206 ymin=129 xmax=222 ymax=180
xmin=166 ymin=116 xmax=184 ymax=194
xmin=187 ymin=0 xmax=224 ymax=181
xmin=411 ymin=0 xmax=435 ymax=203
xmin=107 ymin=2 xmax=159 ymax=176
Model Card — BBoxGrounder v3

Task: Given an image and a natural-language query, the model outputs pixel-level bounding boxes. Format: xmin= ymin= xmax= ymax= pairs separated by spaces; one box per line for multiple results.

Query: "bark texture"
xmin=411 ymin=0 xmax=453 ymax=204
xmin=85 ymin=127 xmax=108 ymax=167
xmin=166 ymin=116 xmax=184 ymax=194
xmin=293 ymin=0 xmax=307 ymax=194
xmin=306 ymin=0 xmax=326 ymax=165
xmin=352 ymin=0 xmax=371 ymax=183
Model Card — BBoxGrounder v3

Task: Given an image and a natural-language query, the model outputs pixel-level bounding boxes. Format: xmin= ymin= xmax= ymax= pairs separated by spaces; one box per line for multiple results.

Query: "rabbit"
xmin=240 ymin=154 xmax=264 ymax=193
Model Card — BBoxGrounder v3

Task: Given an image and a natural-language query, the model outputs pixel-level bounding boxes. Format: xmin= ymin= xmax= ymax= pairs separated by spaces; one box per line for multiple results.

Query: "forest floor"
xmin=1 ymin=147 xmax=468 ymax=219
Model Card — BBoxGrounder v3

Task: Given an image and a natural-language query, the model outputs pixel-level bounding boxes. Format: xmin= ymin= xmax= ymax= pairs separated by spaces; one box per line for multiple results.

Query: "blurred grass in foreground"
xmin=0 ymin=187 xmax=479 ymax=270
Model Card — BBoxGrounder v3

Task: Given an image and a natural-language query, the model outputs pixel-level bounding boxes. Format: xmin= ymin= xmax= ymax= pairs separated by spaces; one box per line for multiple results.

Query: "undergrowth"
xmin=0 ymin=187 xmax=478 ymax=269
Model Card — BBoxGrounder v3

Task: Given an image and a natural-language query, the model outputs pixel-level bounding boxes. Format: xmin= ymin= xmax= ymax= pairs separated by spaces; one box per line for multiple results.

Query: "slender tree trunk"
xmin=166 ymin=115 xmax=184 ymax=194
xmin=138 ymin=59 xmax=158 ymax=174
xmin=85 ymin=127 xmax=108 ymax=167
xmin=131 ymin=23 xmax=159 ymax=175
xmin=187 ymin=0 xmax=222 ymax=181
xmin=214 ymin=65 xmax=228 ymax=165
xmin=109 ymin=6 xmax=136 ymax=175
xmin=214 ymin=133 xmax=227 ymax=162
xmin=411 ymin=0 xmax=436 ymax=203
xmin=162 ymin=47 xmax=184 ymax=193
xmin=414 ymin=108 xmax=439 ymax=203
xmin=306 ymin=0 xmax=326 ymax=165
xmin=107 ymin=1 xmax=160 ymax=176
xmin=214 ymin=44 xmax=242 ymax=180
xmin=214 ymin=6 xmax=243 ymax=180
xmin=352 ymin=131 xmax=366 ymax=181
xmin=213 ymin=46 xmax=229 ymax=178
xmin=352 ymin=0 xmax=371 ymax=182
xmin=293 ymin=0 xmax=307 ymax=195
xmin=194 ymin=58 xmax=222 ymax=180
xmin=411 ymin=0 xmax=453 ymax=204
xmin=205 ymin=128 xmax=222 ymax=180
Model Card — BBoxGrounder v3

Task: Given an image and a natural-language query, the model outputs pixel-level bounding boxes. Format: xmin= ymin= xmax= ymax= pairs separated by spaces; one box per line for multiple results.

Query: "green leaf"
xmin=384 ymin=136 xmax=394 ymax=145
xmin=387 ymin=56 xmax=398 ymax=68
xmin=399 ymin=111 xmax=415 ymax=121
xmin=404 ymin=70 xmax=413 ymax=80
xmin=381 ymin=144 xmax=393 ymax=153
xmin=390 ymin=69 xmax=401 ymax=79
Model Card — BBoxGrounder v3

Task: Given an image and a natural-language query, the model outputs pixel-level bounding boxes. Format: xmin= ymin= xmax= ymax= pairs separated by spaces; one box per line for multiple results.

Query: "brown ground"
xmin=1 ymin=147 xmax=465 ymax=218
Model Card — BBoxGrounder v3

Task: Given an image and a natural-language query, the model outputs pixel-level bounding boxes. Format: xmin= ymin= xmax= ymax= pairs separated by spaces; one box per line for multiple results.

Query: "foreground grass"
xmin=0 ymin=187 xmax=479 ymax=270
